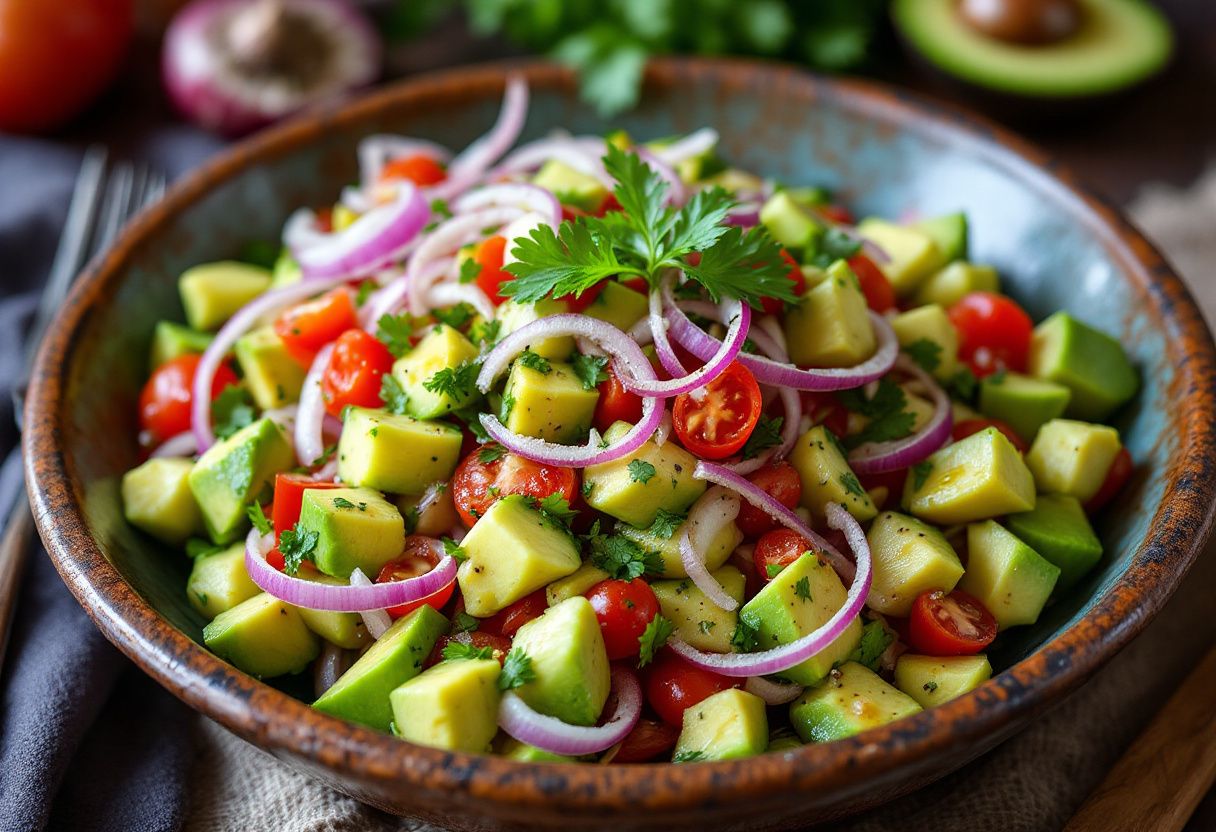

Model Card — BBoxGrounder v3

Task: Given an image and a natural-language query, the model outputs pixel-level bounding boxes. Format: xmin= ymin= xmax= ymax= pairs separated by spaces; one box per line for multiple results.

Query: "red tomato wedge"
xmin=450 ymin=448 xmax=578 ymax=527
xmin=672 ymin=361 xmax=763 ymax=459
xmin=907 ymin=589 xmax=998 ymax=656
xmin=320 ymin=329 xmax=394 ymax=418
xmin=274 ymin=289 xmax=358 ymax=367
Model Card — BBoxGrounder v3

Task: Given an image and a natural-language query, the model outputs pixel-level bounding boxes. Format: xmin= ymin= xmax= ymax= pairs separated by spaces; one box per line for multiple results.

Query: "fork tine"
xmin=144 ymin=172 xmax=167 ymax=208
xmin=93 ymin=162 xmax=134 ymax=257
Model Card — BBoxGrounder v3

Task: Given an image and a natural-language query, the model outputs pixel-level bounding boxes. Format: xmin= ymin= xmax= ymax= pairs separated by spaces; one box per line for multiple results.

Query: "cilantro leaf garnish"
xmin=903 ymin=338 xmax=941 ymax=373
xmin=794 ymin=575 xmax=813 ymax=602
xmin=432 ymin=303 xmax=475 ymax=329
xmin=422 ymin=360 xmax=480 ymax=400
xmin=911 ymin=461 xmax=933 ymax=491
xmin=279 ymin=524 xmax=318 ymax=576
xmin=379 ymin=373 xmax=410 ymax=415
xmin=837 ymin=378 xmax=915 ymax=449
xmin=246 ymin=503 xmax=273 ymax=536
xmin=441 ymin=537 xmax=468 ymax=564
xmin=333 ymin=497 xmax=367 ymax=511
xmin=949 ymin=367 xmax=978 ymax=402
xmin=765 ymin=562 xmax=785 ymax=579
xmin=536 ymin=494 xmax=579 ymax=530
xmin=807 ymin=227 xmax=862 ymax=268
xmin=477 ymin=443 xmax=506 ymax=464
xmin=212 ymin=386 xmax=256 ymax=440
xmin=741 ymin=414 xmax=784 ymax=459
xmin=450 ymin=611 xmax=479 ymax=634
xmin=590 ymin=533 xmax=663 ymax=580
xmin=627 ymin=459 xmax=657 ymax=483
xmin=429 ymin=198 xmax=453 ymax=220
xmin=646 ymin=508 xmax=686 ymax=540
xmin=354 ymin=280 xmax=375 ymax=307
xmin=571 ymin=352 xmax=609 ymax=390
xmin=637 ymin=614 xmax=675 ymax=668
xmin=839 ymin=472 xmax=866 ymax=498
xmin=377 ymin=313 xmax=414 ymax=358
xmin=442 ymin=642 xmax=493 ymax=662
xmin=848 ymin=620 xmax=895 ymax=672
xmin=730 ymin=614 xmax=761 ymax=652
xmin=517 ymin=349 xmax=552 ymax=375
xmin=468 ymin=317 xmax=501 ymax=346
xmin=498 ymin=648 xmax=537 ymax=690
xmin=459 ymin=258 xmax=482 ymax=284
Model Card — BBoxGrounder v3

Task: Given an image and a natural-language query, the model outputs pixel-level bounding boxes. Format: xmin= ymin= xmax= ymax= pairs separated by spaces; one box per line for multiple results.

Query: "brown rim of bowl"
xmin=23 ymin=58 xmax=1216 ymax=812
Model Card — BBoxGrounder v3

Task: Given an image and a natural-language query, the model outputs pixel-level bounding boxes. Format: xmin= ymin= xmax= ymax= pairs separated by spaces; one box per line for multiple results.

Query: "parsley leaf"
xmin=246 ymin=503 xmax=273 ymax=536
xmin=903 ymin=338 xmax=941 ymax=373
xmin=498 ymin=648 xmax=537 ymax=690
xmin=848 ymin=620 xmax=895 ymax=672
xmin=430 ymin=198 xmax=453 ymax=220
xmin=680 ymin=224 xmax=793 ymax=307
xmin=807 ymin=227 xmax=862 ymax=268
xmin=212 ymin=386 xmax=256 ymax=440
xmin=924 ymin=681 xmax=939 ymax=693
xmin=422 ymin=360 xmax=480 ymax=400
xmin=839 ymin=472 xmax=865 ymax=498
xmin=730 ymin=614 xmax=761 ymax=652
xmin=765 ymin=562 xmax=785 ymax=579
xmin=741 ymin=414 xmax=784 ymax=459
xmin=379 ymin=374 xmax=410 ymax=415
xmin=450 ymin=611 xmax=480 ymax=634
xmin=517 ymin=349 xmax=552 ymax=375
xmin=672 ymin=750 xmax=706 ymax=763
xmin=377 ymin=313 xmax=414 ymax=358
xmin=354 ymin=280 xmax=375 ymax=307
xmin=451 ymin=404 xmax=490 ymax=441
xmin=794 ymin=576 xmax=813 ymax=602
xmin=988 ymin=369 xmax=1008 ymax=385
xmin=441 ymin=537 xmax=468 ymax=564
xmin=459 ymin=258 xmax=482 ymax=284
xmin=636 ymin=614 xmax=674 ymax=668
xmin=501 ymin=219 xmax=639 ymax=304
xmin=949 ymin=367 xmax=978 ymax=401
xmin=332 ymin=497 xmax=367 ymax=511
xmin=536 ymin=494 xmax=579 ymax=530
xmin=443 ymin=642 xmax=493 ymax=662
xmin=627 ymin=459 xmax=657 ymax=483
xmin=646 ymin=508 xmax=686 ymax=540
xmin=571 ymin=352 xmax=609 ymax=390
xmin=432 ymin=303 xmax=475 ymax=329
xmin=477 ymin=443 xmax=506 ymax=464
xmin=468 ymin=318 xmax=501 ymax=345
xmin=837 ymin=379 xmax=915 ymax=449
xmin=590 ymin=534 xmax=663 ymax=580
xmin=911 ymin=461 xmax=933 ymax=491
xmin=698 ymin=620 xmax=716 ymax=634
xmin=279 ymin=524 xmax=318 ymax=576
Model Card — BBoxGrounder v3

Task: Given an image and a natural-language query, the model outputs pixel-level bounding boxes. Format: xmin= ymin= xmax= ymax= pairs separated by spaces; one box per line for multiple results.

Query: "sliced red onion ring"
xmin=648 ymin=285 xmax=688 ymax=379
xmin=283 ymin=207 xmax=330 ymax=252
xmin=666 ymin=298 xmax=898 ymax=392
xmin=726 ymin=385 xmax=801 ymax=477
xmin=693 ymin=461 xmax=853 ymax=581
xmin=426 ymin=282 xmax=496 ymax=322
xmin=651 ymin=128 xmax=718 ymax=167
xmin=404 ymin=207 xmax=525 ymax=316
xmin=667 ymin=502 xmax=872 ymax=677
xmin=361 ymin=257 xmax=454 ymax=328
xmin=622 ymin=298 xmax=749 ymax=398
xmin=454 ymin=183 xmax=561 ymax=231
xmin=725 ymin=204 xmax=761 ymax=228
xmin=349 ymin=567 xmax=392 ymax=638
xmin=848 ymin=355 xmax=953 ymax=475
xmin=498 ymin=667 xmax=642 ymax=757
xmin=314 ymin=641 xmax=349 ymax=697
xmin=680 ymin=487 xmax=742 ymax=611
xmin=192 ymin=275 xmax=352 ymax=452
xmin=430 ymin=76 xmax=528 ymax=201
xmin=294 ymin=343 xmax=334 ymax=467
xmin=653 ymin=410 xmax=673 ymax=448
xmin=151 ymin=431 xmax=198 ymax=459
xmin=635 ymin=148 xmax=686 ymax=207
xmin=295 ymin=183 xmax=430 ymax=280
xmin=243 ymin=529 xmax=457 ymax=613
xmin=744 ymin=675 xmax=804 ymax=706
xmin=754 ymin=315 xmax=788 ymax=360
xmin=487 ymin=137 xmax=611 ymax=187
xmin=476 ymin=315 xmax=663 ymax=467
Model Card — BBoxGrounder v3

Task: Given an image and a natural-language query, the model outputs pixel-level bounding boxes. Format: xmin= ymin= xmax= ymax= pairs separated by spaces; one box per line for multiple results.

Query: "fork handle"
xmin=0 ymin=494 xmax=32 ymax=669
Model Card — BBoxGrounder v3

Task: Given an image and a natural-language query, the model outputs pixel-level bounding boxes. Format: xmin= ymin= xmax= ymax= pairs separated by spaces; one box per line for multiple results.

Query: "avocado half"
xmin=891 ymin=0 xmax=1173 ymax=99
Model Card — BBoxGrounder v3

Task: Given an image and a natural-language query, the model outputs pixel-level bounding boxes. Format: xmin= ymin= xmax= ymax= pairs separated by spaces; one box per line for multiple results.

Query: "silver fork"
xmin=0 ymin=148 xmax=166 ymax=669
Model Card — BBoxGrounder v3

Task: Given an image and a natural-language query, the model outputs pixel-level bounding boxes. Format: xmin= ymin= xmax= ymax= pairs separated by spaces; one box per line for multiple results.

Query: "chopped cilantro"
xmin=794 ymin=576 xmax=813 ymax=602
xmin=839 ymin=472 xmax=866 ymax=498
xmin=741 ymin=414 xmax=784 ymax=459
xmin=459 ymin=258 xmax=482 ymax=284
xmin=432 ymin=303 xmax=475 ymax=329
xmin=590 ymin=534 xmax=663 ymax=580
xmin=246 ymin=503 xmax=273 ymax=536
xmin=279 ymin=524 xmax=318 ymax=576
xmin=536 ymin=494 xmax=579 ymax=530
xmin=949 ymin=367 xmax=978 ymax=401
xmin=911 ymin=461 xmax=933 ymax=491
xmin=477 ymin=443 xmax=506 ymax=464
xmin=430 ymin=198 xmax=453 ymax=220
xmin=672 ymin=750 xmax=706 ymax=763
xmin=450 ymin=611 xmax=480 ymax=634
xmin=698 ymin=620 xmax=716 ymax=634
xmin=517 ymin=349 xmax=552 ymax=375
xmin=581 ymin=480 xmax=595 ymax=499
xmin=646 ymin=508 xmax=686 ymax=540
xmin=636 ymin=614 xmax=675 ymax=668
xmin=379 ymin=373 xmax=410 ymax=415
xmin=422 ymin=360 xmax=480 ymax=400
xmin=332 ymin=497 xmax=367 ymax=511
xmin=211 ymin=386 xmax=256 ymax=440
xmin=441 ymin=537 xmax=468 ymax=564
xmin=627 ymin=459 xmax=657 ymax=484
xmin=730 ymin=614 xmax=761 ymax=652
xmin=451 ymin=405 xmax=490 ymax=441
xmin=848 ymin=619 xmax=895 ymax=671
xmin=376 ymin=313 xmax=414 ymax=358
xmin=571 ymin=352 xmax=610 ymax=390
xmin=837 ymin=379 xmax=915 ymax=449
xmin=354 ymin=280 xmax=376 ymax=307
xmin=903 ymin=338 xmax=942 ymax=373
xmin=807 ymin=228 xmax=862 ymax=269
xmin=923 ymin=681 xmax=939 ymax=693
xmin=442 ymin=642 xmax=493 ymax=661
xmin=498 ymin=648 xmax=537 ymax=690
xmin=765 ymin=562 xmax=785 ymax=579
xmin=499 ymin=393 xmax=516 ymax=421
xmin=468 ymin=318 xmax=501 ymax=345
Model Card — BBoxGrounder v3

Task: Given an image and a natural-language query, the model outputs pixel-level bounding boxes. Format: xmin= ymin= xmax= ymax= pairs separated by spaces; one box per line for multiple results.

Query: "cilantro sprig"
xmin=498 ymin=648 xmax=537 ymax=690
xmin=637 ymin=615 xmax=674 ymax=668
xmin=837 ymin=378 xmax=915 ymax=449
xmin=279 ymin=524 xmax=319 ymax=576
xmin=589 ymin=533 xmax=663 ymax=581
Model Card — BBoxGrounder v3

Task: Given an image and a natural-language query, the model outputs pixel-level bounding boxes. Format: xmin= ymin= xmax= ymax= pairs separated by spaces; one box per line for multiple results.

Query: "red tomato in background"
xmin=450 ymin=448 xmax=578 ymax=526
xmin=479 ymin=589 xmax=548 ymax=638
xmin=0 ymin=0 xmax=133 ymax=133
xmin=753 ymin=528 xmax=813 ymax=581
xmin=858 ymin=467 xmax=908 ymax=511
xmin=425 ymin=631 xmax=513 ymax=669
xmin=735 ymin=462 xmax=802 ymax=538
xmin=952 ymin=418 xmax=1029 ymax=454
xmin=817 ymin=204 xmax=854 ymax=224
xmin=611 ymin=719 xmax=680 ymax=763
xmin=802 ymin=391 xmax=849 ymax=439
xmin=593 ymin=367 xmax=644 ymax=432
xmin=320 ymin=329 xmax=394 ymax=417
xmin=585 ymin=579 xmax=660 ymax=660
xmin=274 ymin=289 xmax=358 ymax=367
xmin=378 ymin=154 xmax=446 ymax=186
xmin=138 ymin=354 xmax=238 ymax=444
xmin=907 ymin=589 xmax=998 ymax=656
xmin=556 ymin=279 xmax=606 ymax=314
xmin=645 ymin=650 xmax=737 ymax=727
xmin=672 ymin=361 xmax=763 ymax=459
xmin=1085 ymin=447 xmax=1133 ymax=513
xmin=271 ymin=474 xmax=342 ymax=540
xmin=948 ymin=292 xmax=1033 ymax=378
xmin=848 ymin=255 xmax=896 ymax=313
xmin=375 ymin=535 xmax=453 ymax=619
xmin=472 ymin=235 xmax=513 ymax=305
xmin=759 ymin=250 xmax=807 ymax=315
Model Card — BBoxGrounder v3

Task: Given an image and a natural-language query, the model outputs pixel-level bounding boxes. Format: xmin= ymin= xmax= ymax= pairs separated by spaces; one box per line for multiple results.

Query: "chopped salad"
xmin=122 ymin=78 xmax=1139 ymax=763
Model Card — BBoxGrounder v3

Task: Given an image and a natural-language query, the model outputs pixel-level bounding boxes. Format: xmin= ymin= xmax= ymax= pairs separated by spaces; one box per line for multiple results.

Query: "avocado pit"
xmin=957 ymin=0 xmax=1084 ymax=47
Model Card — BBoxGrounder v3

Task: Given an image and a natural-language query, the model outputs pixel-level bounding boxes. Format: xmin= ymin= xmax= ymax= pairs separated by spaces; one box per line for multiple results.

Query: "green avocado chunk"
xmin=760 ymin=191 xmax=823 ymax=253
xmin=503 ymin=359 xmax=599 ymax=444
xmin=122 ymin=457 xmax=205 ymax=545
xmin=959 ymin=521 xmax=1060 ymax=630
xmin=313 ymin=605 xmax=448 ymax=732
xmin=789 ymin=662 xmax=922 ymax=743
xmin=187 ymin=542 xmax=260 ymax=619
xmin=865 ymin=511 xmax=964 ymax=617
xmin=234 ymin=326 xmax=307 ymax=410
xmin=337 ymin=406 xmax=463 ymax=496
xmin=651 ymin=567 xmax=745 ymax=653
xmin=913 ymin=212 xmax=968 ymax=262
xmin=894 ymin=654 xmax=992 ymax=709
xmin=389 ymin=657 xmax=502 ymax=752
xmin=1004 ymin=494 xmax=1103 ymax=589
xmin=391 ymin=326 xmax=481 ymax=420
xmin=1029 ymin=312 xmax=1138 ymax=421
xmin=189 ymin=418 xmax=295 ymax=544
xmin=179 ymin=261 xmax=271 ymax=332
xmin=511 ymin=596 xmax=611 ymax=727
xmin=789 ymin=425 xmax=877 ymax=523
xmin=903 ymin=426 xmax=1035 ymax=525
xmin=978 ymin=372 xmax=1071 ymax=444
xmin=203 ymin=592 xmax=320 ymax=679
xmin=674 ymin=688 xmax=768 ymax=762
xmin=616 ymin=514 xmax=741 ymax=579
xmin=532 ymin=160 xmax=609 ymax=212
xmin=783 ymin=260 xmax=875 ymax=367
xmin=912 ymin=261 xmax=999 ymax=309
xmin=497 ymin=737 xmax=575 ymax=763
xmin=296 ymin=487 xmax=404 ymax=580
xmin=855 ymin=219 xmax=941 ymax=296
xmin=1026 ymin=419 xmax=1121 ymax=502
xmin=583 ymin=421 xmax=706 ymax=528
xmin=496 ymin=298 xmax=575 ymax=360
xmin=149 ymin=320 xmax=213 ymax=370
xmin=582 ymin=280 xmax=649 ymax=333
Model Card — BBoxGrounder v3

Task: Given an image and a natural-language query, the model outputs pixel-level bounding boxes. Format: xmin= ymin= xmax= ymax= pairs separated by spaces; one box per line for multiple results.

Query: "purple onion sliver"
xmin=497 ymin=667 xmax=642 ymax=757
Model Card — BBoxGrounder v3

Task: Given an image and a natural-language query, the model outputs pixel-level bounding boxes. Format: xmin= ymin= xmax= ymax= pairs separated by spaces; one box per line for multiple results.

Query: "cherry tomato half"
xmin=425 ymin=631 xmax=513 ymax=669
xmin=593 ymin=367 xmax=644 ymax=433
xmin=379 ymin=154 xmax=447 ymax=186
xmin=450 ymin=448 xmax=579 ymax=527
xmin=556 ymin=279 xmax=607 ymax=314
xmin=848 ymin=254 xmax=897 ymax=314
xmin=271 ymin=474 xmax=343 ymax=540
xmin=952 ymin=418 xmax=1029 ymax=454
xmin=1085 ymin=447 xmax=1133 ymax=513
xmin=645 ymin=650 xmax=737 ymax=727
xmin=138 ymin=354 xmax=238 ymax=445
xmin=320 ymin=329 xmax=394 ymax=418
xmin=759 ymin=250 xmax=807 ymax=315
xmin=480 ymin=589 xmax=548 ymax=638
xmin=907 ymin=589 xmax=998 ymax=656
xmin=753 ymin=528 xmax=813 ymax=581
xmin=472 ymin=235 xmax=513 ymax=305
xmin=817 ymin=204 xmax=855 ymax=225
xmin=610 ymin=719 xmax=680 ymax=763
xmin=948 ymin=292 xmax=1033 ymax=378
xmin=736 ymin=462 xmax=802 ymax=538
xmin=585 ymin=579 xmax=660 ymax=660
xmin=375 ymin=536 xmax=454 ymax=619
xmin=274 ymin=289 xmax=358 ymax=367
xmin=672 ymin=361 xmax=763 ymax=459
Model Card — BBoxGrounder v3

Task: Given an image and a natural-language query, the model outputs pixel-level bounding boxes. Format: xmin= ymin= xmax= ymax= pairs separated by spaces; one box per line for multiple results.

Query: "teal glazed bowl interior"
xmin=24 ymin=60 xmax=1216 ymax=831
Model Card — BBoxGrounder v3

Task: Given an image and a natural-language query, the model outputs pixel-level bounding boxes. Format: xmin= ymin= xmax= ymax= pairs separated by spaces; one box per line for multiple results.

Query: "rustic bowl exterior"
xmin=23 ymin=60 xmax=1216 ymax=830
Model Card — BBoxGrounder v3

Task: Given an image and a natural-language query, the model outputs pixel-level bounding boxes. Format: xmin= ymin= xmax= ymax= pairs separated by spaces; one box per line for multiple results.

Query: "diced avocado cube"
xmin=865 ymin=511 xmax=964 ymax=616
xmin=512 ymin=596 xmax=611 ymax=726
xmin=900 ymin=385 xmax=938 ymax=432
xmin=1004 ymin=494 xmax=1103 ymax=589
xmin=913 ymin=212 xmax=968 ymax=263
xmin=503 ymin=360 xmax=599 ymax=444
xmin=313 ymin=605 xmax=447 ymax=731
xmin=391 ymin=326 xmax=481 ymax=419
xmin=783 ymin=260 xmax=875 ymax=368
xmin=782 ymin=185 xmax=831 ymax=208
xmin=789 ymin=662 xmax=922 ymax=743
xmin=674 ymin=688 xmax=768 ymax=762
xmin=457 ymin=495 xmax=581 ymax=617
xmin=234 ymin=326 xmax=307 ymax=410
xmin=496 ymin=298 xmax=574 ymax=360
xmin=533 ymin=159 xmax=609 ymax=213
xmin=583 ymin=421 xmax=706 ymax=528
xmin=856 ymin=218 xmax=940 ymax=296
xmin=546 ymin=562 xmax=610 ymax=606
xmin=768 ymin=735 xmax=804 ymax=752
xmin=122 ymin=457 xmax=204 ymax=545
xmin=337 ymin=406 xmax=463 ymax=496
xmin=389 ymin=658 xmax=501 ymax=752
xmin=187 ymin=542 xmax=260 ymax=619
xmin=789 ymin=425 xmax=877 ymax=523
xmin=904 ymin=427 xmax=1035 ymax=525
xmin=270 ymin=249 xmax=301 ymax=288
xmin=203 ymin=592 xmax=320 ymax=678
xmin=617 ymin=515 xmax=741 ymax=579
xmin=1029 ymin=312 xmax=1138 ymax=421
xmin=978 ymin=372 xmax=1071 ymax=443
xmin=702 ymin=168 xmax=764 ymax=195
xmin=1026 ymin=419 xmax=1121 ymax=502
xmin=740 ymin=553 xmax=862 ymax=686
xmin=497 ymin=737 xmax=574 ymax=763
xmin=652 ymin=566 xmax=746 ymax=652
xmin=189 ymin=418 xmax=295 ymax=544
xmin=295 ymin=574 xmax=369 ymax=649
xmin=296 ymin=487 xmax=404 ymax=580
xmin=894 ymin=654 xmax=991 ymax=709
xmin=179 ymin=261 xmax=272 ymax=331
xmin=889 ymin=304 xmax=959 ymax=383
xmin=760 ymin=191 xmax=823 ymax=252
xmin=912 ymin=261 xmax=1000 ymax=308
xmin=583 ymin=280 xmax=648 ymax=333
xmin=150 ymin=320 xmax=213 ymax=370
xmin=959 ymin=521 xmax=1060 ymax=629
